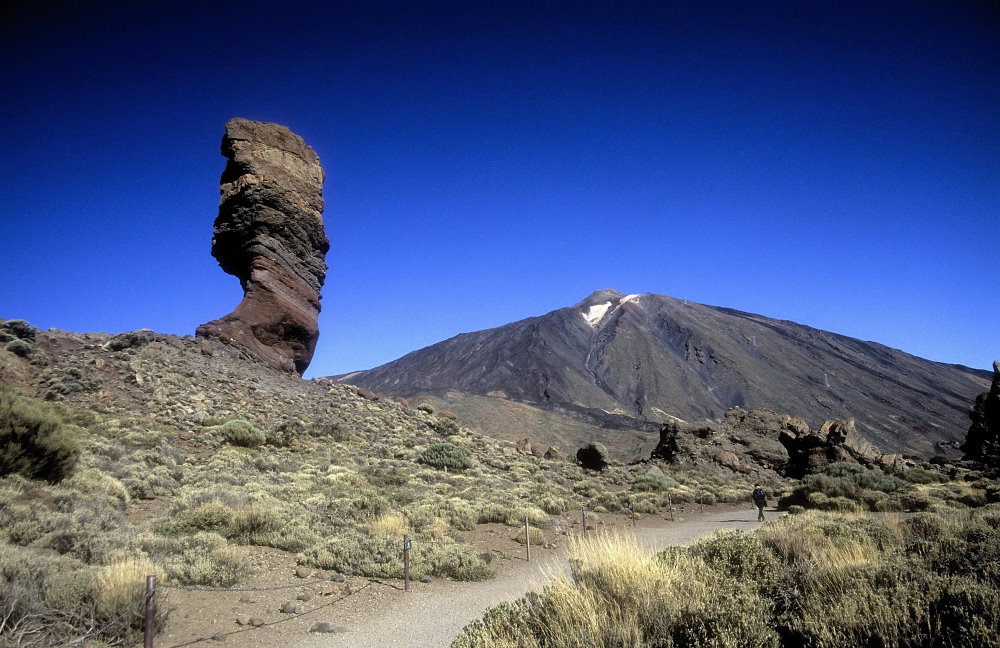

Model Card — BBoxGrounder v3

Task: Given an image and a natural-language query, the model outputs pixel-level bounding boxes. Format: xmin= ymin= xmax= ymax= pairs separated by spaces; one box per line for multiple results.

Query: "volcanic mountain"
xmin=339 ymin=290 xmax=990 ymax=459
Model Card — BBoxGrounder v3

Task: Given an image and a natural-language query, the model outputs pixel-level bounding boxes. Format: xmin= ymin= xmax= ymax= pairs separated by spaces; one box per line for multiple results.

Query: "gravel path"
xmin=285 ymin=505 xmax=769 ymax=648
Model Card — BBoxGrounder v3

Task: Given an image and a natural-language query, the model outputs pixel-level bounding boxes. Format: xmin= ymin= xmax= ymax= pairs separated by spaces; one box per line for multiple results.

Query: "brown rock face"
xmin=196 ymin=118 xmax=330 ymax=375
xmin=963 ymin=360 xmax=1000 ymax=466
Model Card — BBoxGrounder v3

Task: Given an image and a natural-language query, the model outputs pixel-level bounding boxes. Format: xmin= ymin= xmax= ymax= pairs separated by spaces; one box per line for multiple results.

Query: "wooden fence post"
xmin=403 ymin=534 xmax=411 ymax=592
xmin=525 ymin=516 xmax=531 ymax=562
xmin=144 ymin=575 xmax=156 ymax=648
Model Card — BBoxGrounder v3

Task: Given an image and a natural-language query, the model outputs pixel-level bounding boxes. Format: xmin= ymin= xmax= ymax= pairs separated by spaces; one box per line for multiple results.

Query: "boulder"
xmin=543 ymin=446 xmax=567 ymax=462
xmin=196 ymin=118 xmax=329 ymax=375
xmin=577 ymin=442 xmax=611 ymax=470
xmin=963 ymin=360 xmax=1000 ymax=466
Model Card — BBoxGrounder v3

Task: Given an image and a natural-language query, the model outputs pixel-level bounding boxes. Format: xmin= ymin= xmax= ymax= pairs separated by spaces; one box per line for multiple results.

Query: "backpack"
xmin=752 ymin=488 xmax=766 ymax=506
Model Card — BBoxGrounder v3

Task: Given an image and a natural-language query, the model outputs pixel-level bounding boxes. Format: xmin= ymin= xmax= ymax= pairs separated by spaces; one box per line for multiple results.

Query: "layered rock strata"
xmin=196 ymin=118 xmax=329 ymax=375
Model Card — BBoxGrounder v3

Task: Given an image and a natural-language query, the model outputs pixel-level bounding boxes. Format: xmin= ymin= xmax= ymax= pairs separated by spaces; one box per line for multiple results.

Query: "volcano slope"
xmin=340 ymin=290 xmax=990 ymax=459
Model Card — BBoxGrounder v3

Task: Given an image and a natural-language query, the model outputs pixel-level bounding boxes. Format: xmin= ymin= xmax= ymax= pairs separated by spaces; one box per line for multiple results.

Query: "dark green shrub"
xmin=104 ymin=330 xmax=151 ymax=351
xmin=219 ymin=420 xmax=266 ymax=448
xmin=417 ymin=403 xmax=435 ymax=414
xmin=5 ymin=339 xmax=34 ymax=358
xmin=0 ymin=389 xmax=79 ymax=482
xmin=2 ymin=319 xmax=36 ymax=341
xmin=420 ymin=442 xmax=473 ymax=471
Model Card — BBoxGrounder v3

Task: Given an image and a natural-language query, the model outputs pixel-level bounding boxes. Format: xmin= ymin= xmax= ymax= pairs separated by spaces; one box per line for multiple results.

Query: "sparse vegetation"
xmin=0 ymin=329 xmax=995 ymax=647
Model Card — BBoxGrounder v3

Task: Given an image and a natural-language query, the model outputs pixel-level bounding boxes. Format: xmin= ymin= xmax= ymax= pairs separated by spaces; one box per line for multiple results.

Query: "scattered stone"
xmin=330 ymin=572 xmax=345 ymax=582
xmin=196 ymin=118 xmax=330 ymax=375
xmin=295 ymin=566 xmax=312 ymax=578
xmin=297 ymin=591 xmax=313 ymax=602
xmin=280 ymin=601 xmax=303 ymax=614
xmin=249 ymin=618 xmax=266 ymax=627
xmin=420 ymin=575 xmax=432 ymax=584
xmin=235 ymin=615 xmax=251 ymax=626
xmin=211 ymin=632 xmax=226 ymax=642
xmin=310 ymin=621 xmax=348 ymax=634
xmin=318 ymin=583 xmax=337 ymax=596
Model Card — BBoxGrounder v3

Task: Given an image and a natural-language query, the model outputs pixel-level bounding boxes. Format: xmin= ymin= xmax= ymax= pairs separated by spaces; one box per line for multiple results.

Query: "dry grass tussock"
xmin=455 ymin=507 xmax=1000 ymax=648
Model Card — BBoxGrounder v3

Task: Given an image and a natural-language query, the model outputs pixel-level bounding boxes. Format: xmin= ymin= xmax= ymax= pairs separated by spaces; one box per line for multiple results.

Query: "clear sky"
xmin=2 ymin=1 xmax=997 ymax=378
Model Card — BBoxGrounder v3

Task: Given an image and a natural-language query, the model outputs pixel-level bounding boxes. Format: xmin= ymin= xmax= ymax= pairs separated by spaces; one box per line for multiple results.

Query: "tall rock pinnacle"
xmin=196 ymin=118 xmax=330 ymax=375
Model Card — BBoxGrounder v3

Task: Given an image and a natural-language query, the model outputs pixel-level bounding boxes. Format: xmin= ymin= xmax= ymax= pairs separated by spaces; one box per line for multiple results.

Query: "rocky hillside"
xmin=339 ymin=290 xmax=990 ymax=458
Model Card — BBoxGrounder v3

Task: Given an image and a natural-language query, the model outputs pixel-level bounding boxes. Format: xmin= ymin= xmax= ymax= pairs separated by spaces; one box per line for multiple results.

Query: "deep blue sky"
xmin=2 ymin=1 xmax=997 ymax=378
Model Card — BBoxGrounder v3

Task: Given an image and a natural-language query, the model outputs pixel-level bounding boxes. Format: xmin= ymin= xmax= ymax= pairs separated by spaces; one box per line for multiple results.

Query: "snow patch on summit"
xmin=583 ymin=302 xmax=612 ymax=327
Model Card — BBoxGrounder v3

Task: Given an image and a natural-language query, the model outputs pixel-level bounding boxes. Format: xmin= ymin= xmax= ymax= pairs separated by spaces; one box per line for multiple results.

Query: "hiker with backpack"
xmin=752 ymin=484 xmax=767 ymax=521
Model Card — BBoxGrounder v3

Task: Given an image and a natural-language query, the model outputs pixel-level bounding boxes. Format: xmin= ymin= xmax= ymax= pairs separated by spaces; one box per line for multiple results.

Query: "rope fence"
xmin=72 ymin=495 xmax=714 ymax=647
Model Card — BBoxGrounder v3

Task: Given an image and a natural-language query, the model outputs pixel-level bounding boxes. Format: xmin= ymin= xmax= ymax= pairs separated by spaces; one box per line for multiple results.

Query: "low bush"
xmin=2 ymin=319 xmax=37 ymax=340
xmin=432 ymin=416 xmax=460 ymax=436
xmin=513 ymin=526 xmax=546 ymax=546
xmin=632 ymin=472 xmax=680 ymax=492
xmin=780 ymin=462 xmax=907 ymax=511
xmin=420 ymin=442 xmax=474 ymax=471
xmin=219 ymin=419 xmax=267 ymax=448
xmin=0 ymin=388 xmax=80 ymax=482
xmin=104 ymin=330 xmax=152 ymax=351
xmin=5 ymin=338 xmax=34 ymax=358
xmin=298 ymin=530 xmax=494 ymax=581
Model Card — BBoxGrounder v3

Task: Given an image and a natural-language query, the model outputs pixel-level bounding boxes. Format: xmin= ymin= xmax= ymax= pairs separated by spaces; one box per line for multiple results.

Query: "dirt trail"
xmin=151 ymin=506 xmax=769 ymax=648
xmin=292 ymin=506 xmax=766 ymax=648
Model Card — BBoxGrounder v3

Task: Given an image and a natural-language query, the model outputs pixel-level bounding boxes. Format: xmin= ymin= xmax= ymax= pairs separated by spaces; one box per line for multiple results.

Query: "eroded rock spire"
xmin=196 ymin=118 xmax=329 ymax=374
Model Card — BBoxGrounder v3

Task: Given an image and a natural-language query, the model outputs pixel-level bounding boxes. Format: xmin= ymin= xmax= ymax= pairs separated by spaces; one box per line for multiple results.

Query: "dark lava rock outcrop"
xmin=196 ymin=118 xmax=329 ymax=375
xmin=779 ymin=416 xmax=909 ymax=478
xmin=963 ymin=361 xmax=1000 ymax=466
xmin=650 ymin=408 xmax=789 ymax=478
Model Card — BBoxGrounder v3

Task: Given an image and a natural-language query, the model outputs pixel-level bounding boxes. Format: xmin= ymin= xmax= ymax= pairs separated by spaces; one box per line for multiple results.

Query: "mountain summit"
xmin=339 ymin=291 xmax=989 ymax=458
